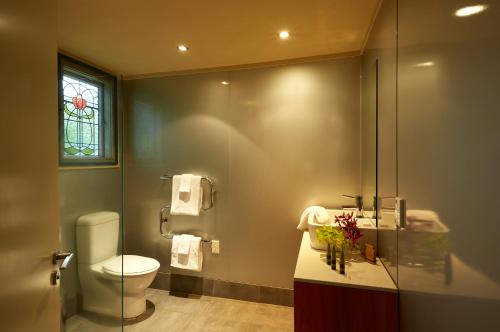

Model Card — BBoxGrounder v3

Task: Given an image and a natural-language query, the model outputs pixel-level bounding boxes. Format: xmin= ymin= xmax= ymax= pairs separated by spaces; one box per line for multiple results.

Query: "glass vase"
xmin=345 ymin=245 xmax=363 ymax=263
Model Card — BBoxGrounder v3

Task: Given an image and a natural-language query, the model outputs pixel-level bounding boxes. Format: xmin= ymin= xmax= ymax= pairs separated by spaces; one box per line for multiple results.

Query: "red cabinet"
xmin=294 ymin=281 xmax=398 ymax=332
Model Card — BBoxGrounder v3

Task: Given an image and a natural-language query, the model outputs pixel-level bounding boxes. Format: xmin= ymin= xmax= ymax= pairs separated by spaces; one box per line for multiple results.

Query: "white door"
xmin=0 ymin=1 xmax=60 ymax=331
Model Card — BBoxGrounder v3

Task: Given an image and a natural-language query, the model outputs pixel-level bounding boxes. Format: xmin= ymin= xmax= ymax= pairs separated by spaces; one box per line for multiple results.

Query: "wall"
xmin=362 ymin=0 xmax=398 ymax=282
xmin=397 ymin=0 xmax=500 ymax=330
xmin=124 ymin=57 xmax=361 ymax=289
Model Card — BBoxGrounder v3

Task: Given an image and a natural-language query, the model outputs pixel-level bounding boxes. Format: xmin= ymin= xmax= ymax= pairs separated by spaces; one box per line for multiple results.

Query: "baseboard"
xmin=150 ymin=272 xmax=293 ymax=307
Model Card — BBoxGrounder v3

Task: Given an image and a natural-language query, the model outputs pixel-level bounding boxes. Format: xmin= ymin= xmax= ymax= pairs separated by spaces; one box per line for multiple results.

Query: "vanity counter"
xmin=293 ymin=232 xmax=398 ymax=332
xmin=293 ymin=231 xmax=397 ymax=292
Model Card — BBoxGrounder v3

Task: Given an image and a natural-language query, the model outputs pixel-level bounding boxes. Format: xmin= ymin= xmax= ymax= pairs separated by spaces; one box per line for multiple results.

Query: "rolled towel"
xmin=406 ymin=210 xmax=441 ymax=231
xmin=297 ymin=206 xmax=330 ymax=230
xmin=407 ymin=210 xmax=440 ymax=223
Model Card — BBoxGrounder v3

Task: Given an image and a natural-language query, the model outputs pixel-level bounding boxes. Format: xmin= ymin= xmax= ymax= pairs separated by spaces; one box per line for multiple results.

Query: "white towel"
xmin=179 ymin=174 xmax=192 ymax=193
xmin=407 ymin=210 xmax=440 ymax=223
xmin=171 ymin=235 xmax=203 ymax=272
xmin=177 ymin=234 xmax=193 ymax=255
xmin=171 ymin=174 xmax=202 ymax=216
xmin=297 ymin=206 xmax=331 ymax=230
xmin=406 ymin=210 xmax=441 ymax=230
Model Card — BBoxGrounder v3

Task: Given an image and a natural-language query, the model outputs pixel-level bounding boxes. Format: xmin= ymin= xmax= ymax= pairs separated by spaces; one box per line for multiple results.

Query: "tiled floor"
xmin=66 ymin=288 xmax=294 ymax=332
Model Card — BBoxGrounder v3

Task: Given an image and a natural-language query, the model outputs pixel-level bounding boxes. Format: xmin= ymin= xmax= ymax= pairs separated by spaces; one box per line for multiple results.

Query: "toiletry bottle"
xmin=326 ymin=243 xmax=332 ymax=265
xmin=339 ymin=247 xmax=345 ymax=275
xmin=331 ymin=244 xmax=336 ymax=270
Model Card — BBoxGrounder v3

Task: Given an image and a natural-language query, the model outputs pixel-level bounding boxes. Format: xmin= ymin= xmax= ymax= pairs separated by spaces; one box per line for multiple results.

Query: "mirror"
xmin=361 ymin=59 xmax=378 ymax=224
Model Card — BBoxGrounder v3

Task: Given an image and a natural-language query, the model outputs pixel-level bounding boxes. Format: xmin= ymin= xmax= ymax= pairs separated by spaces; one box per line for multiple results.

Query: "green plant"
xmin=316 ymin=225 xmax=345 ymax=249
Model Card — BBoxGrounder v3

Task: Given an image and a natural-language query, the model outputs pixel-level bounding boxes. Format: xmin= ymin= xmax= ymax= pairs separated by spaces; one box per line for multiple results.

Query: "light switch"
xmin=211 ymin=240 xmax=220 ymax=254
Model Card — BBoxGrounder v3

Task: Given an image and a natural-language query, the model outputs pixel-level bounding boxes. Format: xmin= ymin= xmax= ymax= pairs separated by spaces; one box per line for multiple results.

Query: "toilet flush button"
xmin=211 ymin=240 xmax=220 ymax=254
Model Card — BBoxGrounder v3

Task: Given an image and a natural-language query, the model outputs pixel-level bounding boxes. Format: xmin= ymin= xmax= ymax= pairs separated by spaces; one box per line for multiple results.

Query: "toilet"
xmin=76 ymin=211 xmax=160 ymax=318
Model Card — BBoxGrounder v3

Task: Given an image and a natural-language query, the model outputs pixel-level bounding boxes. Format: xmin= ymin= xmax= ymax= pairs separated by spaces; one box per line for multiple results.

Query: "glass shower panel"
xmin=362 ymin=0 xmax=398 ymax=283
xmin=59 ymin=169 xmax=124 ymax=331
xmin=58 ymin=79 xmax=123 ymax=330
xmin=397 ymin=0 xmax=500 ymax=331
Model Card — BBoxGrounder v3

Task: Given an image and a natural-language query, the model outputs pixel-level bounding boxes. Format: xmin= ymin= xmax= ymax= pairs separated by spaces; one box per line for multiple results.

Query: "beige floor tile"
xmin=125 ymin=310 xmax=191 ymax=332
xmin=67 ymin=288 xmax=294 ymax=332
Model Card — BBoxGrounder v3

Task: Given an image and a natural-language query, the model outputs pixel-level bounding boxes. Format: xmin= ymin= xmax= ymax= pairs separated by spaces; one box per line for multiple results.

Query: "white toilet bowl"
xmin=102 ymin=255 xmax=160 ymax=318
xmin=76 ymin=212 xmax=160 ymax=318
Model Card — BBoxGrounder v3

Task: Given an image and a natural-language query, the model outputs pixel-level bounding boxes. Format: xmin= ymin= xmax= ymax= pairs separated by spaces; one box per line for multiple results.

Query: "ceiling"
xmin=58 ymin=0 xmax=380 ymax=78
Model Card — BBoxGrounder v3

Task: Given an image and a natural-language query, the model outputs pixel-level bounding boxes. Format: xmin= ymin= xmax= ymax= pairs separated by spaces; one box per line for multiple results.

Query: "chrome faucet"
xmin=341 ymin=194 xmax=364 ymax=218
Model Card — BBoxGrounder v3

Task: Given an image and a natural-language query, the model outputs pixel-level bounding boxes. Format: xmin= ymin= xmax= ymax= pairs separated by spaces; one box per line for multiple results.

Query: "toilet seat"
xmin=102 ymin=255 xmax=160 ymax=277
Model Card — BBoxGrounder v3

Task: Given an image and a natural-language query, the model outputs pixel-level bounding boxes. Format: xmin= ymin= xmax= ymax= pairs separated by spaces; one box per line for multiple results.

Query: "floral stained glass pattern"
xmin=62 ymin=75 xmax=102 ymax=157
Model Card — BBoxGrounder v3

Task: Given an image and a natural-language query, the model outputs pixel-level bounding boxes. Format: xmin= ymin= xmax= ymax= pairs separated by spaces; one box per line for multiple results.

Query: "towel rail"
xmin=159 ymin=204 xmax=212 ymax=243
xmin=159 ymin=174 xmax=215 ymax=243
xmin=160 ymin=174 xmax=215 ymax=211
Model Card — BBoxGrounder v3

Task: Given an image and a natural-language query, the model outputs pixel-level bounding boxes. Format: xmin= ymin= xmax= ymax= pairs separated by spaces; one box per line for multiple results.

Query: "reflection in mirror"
xmin=399 ymin=210 xmax=452 ymax=284
xmin=362 ymin=0 xmax=398 ymax=285
xmin=361 ymin=58 xmax=378 ymax=246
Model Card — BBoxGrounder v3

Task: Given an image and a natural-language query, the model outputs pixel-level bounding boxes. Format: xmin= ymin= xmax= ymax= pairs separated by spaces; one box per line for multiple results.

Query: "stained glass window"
xmin=62 ymin=74 xmax=103 ymax=157
xmin=59 ymin=55 xmax=117 ymax=166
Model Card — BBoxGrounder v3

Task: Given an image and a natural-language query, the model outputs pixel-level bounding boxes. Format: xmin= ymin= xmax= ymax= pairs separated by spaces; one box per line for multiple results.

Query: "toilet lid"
xmin=103 ymin=255 xmax=160 ymax=276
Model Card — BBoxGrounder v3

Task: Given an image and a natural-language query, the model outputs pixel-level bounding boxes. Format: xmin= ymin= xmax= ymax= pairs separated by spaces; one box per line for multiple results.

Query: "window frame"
xmin=58 ymin=54 xmax=118 ymax=167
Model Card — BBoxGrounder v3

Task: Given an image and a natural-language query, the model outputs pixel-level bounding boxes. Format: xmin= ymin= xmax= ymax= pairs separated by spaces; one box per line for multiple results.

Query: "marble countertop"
xmin=293 ymin=232 xmax=398 ymax=293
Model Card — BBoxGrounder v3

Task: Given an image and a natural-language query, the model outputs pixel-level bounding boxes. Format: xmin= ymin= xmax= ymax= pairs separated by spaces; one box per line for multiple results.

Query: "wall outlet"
xmin=211 ymin=240 xmax=220 ymax=254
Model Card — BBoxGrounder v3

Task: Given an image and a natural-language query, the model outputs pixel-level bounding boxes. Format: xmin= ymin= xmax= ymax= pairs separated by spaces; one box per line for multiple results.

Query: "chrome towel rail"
xmin=160 ymin=174 xmax=215 ymax=211
xmin=159 ymin=204 xmax=211 ymax=243
xmin=159 ymin=174 xmax=215 ymax=243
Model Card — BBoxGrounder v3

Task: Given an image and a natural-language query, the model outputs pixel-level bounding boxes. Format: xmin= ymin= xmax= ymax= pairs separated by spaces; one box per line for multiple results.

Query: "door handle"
xmin=50 ymin=251 xmax=74 ymax=286
xmin=52 ymin=251 xmax=74 ymax=270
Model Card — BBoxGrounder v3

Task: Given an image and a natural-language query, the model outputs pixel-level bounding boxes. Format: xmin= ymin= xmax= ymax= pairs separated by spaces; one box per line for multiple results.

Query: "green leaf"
xmin=64 ymin=146 xmax=79 ymax=155
xmin=64 ymin=104 xmax=77 ymax=117
xmin=81 ymin=109 xmax=94 ymax=120
xmin=82 ymin=147 xmax=94 ymax=156
xmin=316 ymin=225 xmax=345 ymax=249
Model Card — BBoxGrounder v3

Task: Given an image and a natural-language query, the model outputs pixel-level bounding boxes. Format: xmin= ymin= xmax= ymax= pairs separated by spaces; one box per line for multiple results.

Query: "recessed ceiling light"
xmin=455 ymin=5 xmax=487 ymax=17
xmin=279 ymin=30 xmax=290 ymax=40
xmin=413 ymin=61 xmax=435 ymax=67
xmin=221 ymin=81 xmax=230 ymax=85
xmin=177 ymin=44 xmax=189 ymax=52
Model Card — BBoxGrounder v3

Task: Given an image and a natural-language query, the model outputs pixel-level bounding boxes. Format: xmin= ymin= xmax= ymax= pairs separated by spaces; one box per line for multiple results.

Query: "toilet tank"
xmin=76 ymin=211 xmax=119 ymax=265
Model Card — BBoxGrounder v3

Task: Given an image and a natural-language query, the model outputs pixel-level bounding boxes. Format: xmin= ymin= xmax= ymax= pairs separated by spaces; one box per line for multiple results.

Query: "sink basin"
xmin=308 ymin=209 xmax=377 ymax=251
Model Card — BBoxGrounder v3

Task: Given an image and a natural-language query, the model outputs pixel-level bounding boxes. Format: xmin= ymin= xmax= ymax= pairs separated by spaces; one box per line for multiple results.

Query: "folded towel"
xmin=179 ymin=174 xmax=192 ymax=193
xmin=177 ymin=234 xmax=193 ymax=255
xmin=171 ymin=235 xmax=203 ymax=272
xmin=171 ymin=174 xmax=202 ymax=216
xmin=297 ymin=206 xmax=331 ymax=230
